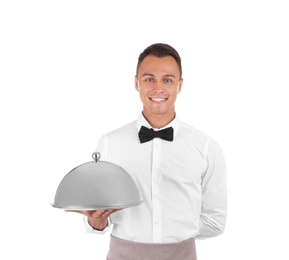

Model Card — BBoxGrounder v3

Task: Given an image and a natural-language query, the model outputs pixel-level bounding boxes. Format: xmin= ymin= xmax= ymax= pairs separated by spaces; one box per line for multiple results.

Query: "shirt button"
xmin=154 ymin=221 xmax=159 ymax=225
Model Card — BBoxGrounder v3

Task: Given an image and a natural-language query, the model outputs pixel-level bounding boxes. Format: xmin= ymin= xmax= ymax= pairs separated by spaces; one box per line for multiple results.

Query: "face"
xmin=135 ymin=55 xmax=183 ymax=120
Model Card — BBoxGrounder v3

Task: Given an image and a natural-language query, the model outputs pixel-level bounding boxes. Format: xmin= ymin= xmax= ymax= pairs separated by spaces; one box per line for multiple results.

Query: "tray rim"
xmin=51 ymin=200 xmax=144 ymax=210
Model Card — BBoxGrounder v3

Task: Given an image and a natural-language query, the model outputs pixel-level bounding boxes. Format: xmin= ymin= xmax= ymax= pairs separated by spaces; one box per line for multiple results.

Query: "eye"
xmin=145 ymin=78 xmax=154 ymax=82
xmin=163 ymin=78 xmax=173 ymax=84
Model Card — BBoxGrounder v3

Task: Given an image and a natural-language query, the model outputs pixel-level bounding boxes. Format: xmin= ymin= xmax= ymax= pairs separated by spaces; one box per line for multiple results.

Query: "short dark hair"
xmin=136 ymin=43 xmax=182 ymax=79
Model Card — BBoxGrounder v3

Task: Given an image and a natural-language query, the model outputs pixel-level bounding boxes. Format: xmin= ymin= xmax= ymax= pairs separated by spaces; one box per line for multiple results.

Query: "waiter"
xmin=68 ymin=43 xmax=227 ymax=260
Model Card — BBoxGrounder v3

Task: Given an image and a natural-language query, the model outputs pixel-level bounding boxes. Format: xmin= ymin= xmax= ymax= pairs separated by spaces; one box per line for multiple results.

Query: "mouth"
xmin=149 ymin=98 xmax=167 ymax=103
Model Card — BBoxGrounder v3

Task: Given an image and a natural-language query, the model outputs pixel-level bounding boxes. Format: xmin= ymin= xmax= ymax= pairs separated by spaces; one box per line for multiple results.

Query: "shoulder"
xmin=179 ymin=120 xmax=214 ymax=142
xmin=178 ymin=120 xmax=224 ymax=150
xmin=96 ymin=120 xmax=139 ymax=161
xmin=178 ymin=120 xmax=225 ymax=159
xmin=99 ymin=120 xmax=138 ymax=143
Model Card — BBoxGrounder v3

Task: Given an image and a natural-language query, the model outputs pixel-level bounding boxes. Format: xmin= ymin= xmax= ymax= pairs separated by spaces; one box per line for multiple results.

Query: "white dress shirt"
xmin=84 ymin=114 xmax=227 ymax=243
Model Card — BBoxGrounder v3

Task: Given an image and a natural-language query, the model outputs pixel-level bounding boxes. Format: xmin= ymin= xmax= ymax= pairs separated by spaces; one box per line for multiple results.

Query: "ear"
xmin=177 ymin=78 xmax=183 ymax=94
xmin=135 ymin=76 xmax=140 ymax=92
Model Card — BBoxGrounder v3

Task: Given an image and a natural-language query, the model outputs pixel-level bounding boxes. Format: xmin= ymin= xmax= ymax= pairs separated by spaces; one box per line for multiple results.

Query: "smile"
xmin=150 ymin=98 xmax=167 ymax=102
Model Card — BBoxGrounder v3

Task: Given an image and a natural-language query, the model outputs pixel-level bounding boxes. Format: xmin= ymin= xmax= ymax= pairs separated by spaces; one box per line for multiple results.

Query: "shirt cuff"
xmin=83 ymin=216 xmax=111 ymax=234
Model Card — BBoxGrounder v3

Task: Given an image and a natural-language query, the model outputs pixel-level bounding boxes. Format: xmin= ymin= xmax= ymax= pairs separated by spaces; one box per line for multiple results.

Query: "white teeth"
xmin=151 ymin=98 xmax=165 ymax=102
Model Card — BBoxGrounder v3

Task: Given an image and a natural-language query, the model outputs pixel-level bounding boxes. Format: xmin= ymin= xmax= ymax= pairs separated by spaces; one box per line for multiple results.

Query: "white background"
xmin=1 ymin=0 xmax=288 ymax=259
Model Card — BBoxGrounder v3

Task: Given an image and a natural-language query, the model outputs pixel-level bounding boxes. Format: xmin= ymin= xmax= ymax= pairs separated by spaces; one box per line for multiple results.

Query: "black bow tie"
xmin=138 ymin=126 xmax=174 ymax=143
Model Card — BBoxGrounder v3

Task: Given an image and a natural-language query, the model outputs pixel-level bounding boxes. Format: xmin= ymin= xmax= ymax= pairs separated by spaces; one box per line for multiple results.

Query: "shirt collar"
xmin=137 ymin=113 xmax=180 ymax=138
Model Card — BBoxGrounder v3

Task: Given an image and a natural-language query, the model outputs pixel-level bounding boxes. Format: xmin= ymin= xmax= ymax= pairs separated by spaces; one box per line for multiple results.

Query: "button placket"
xmin=151 ymin=138 xmax=162 ymax=243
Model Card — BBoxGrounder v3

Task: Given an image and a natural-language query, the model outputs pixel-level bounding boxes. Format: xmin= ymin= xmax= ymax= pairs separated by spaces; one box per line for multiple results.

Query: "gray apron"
xmin=107 ymin=235 xmax=197 ymax=260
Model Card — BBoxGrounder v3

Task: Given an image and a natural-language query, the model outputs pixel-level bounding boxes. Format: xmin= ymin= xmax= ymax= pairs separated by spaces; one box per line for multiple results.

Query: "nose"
xmin=152 ymin=81 xmax=164 ymax=93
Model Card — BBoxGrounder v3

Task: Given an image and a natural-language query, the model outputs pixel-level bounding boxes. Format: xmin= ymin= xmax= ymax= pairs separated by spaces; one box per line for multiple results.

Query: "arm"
xmin=196 ymin=139 xmax=227 ymax=239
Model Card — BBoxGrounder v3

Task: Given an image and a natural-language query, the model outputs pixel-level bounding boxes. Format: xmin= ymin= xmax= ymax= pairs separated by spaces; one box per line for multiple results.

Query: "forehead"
xmin=137 ymin=55 xmax=180 ymax=78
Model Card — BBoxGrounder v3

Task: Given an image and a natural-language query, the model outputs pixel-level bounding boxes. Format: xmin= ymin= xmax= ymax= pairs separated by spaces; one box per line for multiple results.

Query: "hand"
xmin=65 ymin=209 xmax=121 ymax=231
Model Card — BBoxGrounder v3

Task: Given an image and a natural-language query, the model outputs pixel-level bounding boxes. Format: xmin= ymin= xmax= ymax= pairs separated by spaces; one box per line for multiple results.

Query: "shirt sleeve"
xmin=196 ymin=139 xmax=228 ymax=239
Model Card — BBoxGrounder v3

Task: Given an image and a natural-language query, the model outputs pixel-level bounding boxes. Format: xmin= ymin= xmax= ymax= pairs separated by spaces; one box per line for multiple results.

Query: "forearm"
xmin=196 ymin=139 xmax=227 ymax=239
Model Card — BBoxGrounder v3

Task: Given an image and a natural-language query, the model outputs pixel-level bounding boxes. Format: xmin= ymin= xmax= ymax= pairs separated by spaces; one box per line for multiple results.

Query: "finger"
xmin=100 ymin=210 xmax=113 ymax=218
xmin=110 ymin=209 xmax=122 ymax=214
xmin=102 ymin=209 xmax=122 ymax=217
xmin=95 ymin=210 xmax=105 ymax=217
xmin=89 ymin=210 xmax=106 ymax=218
xmin=64 ymin=209 xmax=121 ymax=218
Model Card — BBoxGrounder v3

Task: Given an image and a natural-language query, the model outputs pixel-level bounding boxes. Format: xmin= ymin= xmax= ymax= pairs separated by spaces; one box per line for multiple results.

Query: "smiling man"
xmin=70 ymin=43 xmax=227 ymax=260
xmin=135 ymin=54 xmax=183 ymax=128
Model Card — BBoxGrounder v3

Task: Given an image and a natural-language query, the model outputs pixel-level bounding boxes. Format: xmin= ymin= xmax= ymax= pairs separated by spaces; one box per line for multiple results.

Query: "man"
xmin=69 ymin=43 xmax=227 ymax=259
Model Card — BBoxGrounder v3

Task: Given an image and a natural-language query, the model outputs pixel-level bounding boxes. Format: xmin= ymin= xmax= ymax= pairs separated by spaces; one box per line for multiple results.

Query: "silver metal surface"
xmin=51 ymin=152 xmax=143 ymax=210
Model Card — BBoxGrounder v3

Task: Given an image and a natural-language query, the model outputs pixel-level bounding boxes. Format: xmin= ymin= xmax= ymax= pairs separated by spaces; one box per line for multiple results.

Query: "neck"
xmin=142 ymin=111 xmax=176 ymax=129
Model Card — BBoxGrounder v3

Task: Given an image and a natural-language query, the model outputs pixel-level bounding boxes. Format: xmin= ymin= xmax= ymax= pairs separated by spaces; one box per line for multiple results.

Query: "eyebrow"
xmin=141 ymin=73 xmax=176 ymax=78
